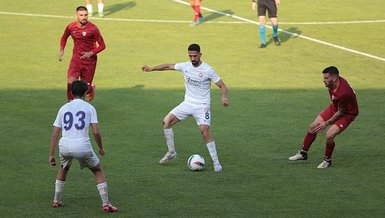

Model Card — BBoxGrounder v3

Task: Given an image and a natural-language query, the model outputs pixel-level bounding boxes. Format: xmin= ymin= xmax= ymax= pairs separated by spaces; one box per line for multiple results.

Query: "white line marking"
xmin=173 ymin=0 xmax=385 ymax=62
xmin=1 ymin=9 xmax=384 ymax=62
xmin=0 ymin=11 xmax=246 ymax=24
xmin=279 ymin=20 xmax=385 ymax=25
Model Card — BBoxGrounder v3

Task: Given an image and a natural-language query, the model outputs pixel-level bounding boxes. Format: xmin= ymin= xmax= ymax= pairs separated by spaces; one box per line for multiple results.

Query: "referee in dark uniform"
xmin=252 ymin=0 xmax=280 ymax=48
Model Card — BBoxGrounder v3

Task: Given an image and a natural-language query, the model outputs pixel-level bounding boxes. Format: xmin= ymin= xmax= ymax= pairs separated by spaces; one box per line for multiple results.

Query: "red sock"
xmin=86 ymin=83 xmax=93 ymax=95
xmin=67 ymin=83 xmax=73 ymax=101
xmin=302 ymin=132 xmax=317 ymax=151
xmin=193 ymin=6 xmax=200 ymax=22
xmin=325 ymin=141 xmax=335 ymax=159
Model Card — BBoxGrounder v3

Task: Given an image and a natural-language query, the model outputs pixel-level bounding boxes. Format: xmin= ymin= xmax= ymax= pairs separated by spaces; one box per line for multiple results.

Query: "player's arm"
xmin=91 ymin=123 xmax=105 ymax=156
xmin=59 ymin=26 xmax=71 ymax=61
xmin=49 ymin=126 xmax=61 ymax=166
xmin=215 ymin=79 xmax=229 ymax=107
xmin=141 ymin=64 xmax=176 ymax=72
xmin=315 ymin=106 xmax=347 ymax=133
xmin=325 ymin=107 xmax=347 ymax=126
xmin=251 ymin=0 xmax=256 ymax=10
xmin=81 ymin=29 xmax=106 ymax=59
xmin=275 ymin=0 xmax=281 ymax=6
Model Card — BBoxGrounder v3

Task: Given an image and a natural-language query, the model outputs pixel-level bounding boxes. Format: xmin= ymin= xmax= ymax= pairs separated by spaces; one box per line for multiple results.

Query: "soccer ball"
xmin=187 ymin=154 xmax=205 ymax=171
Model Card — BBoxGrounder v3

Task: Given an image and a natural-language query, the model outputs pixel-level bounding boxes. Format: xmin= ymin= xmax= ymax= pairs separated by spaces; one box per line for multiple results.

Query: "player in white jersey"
xmin=49 ymin=80 xmax=117 ymax=212
xmin=142 ymin=43 xmax=229 ymax=172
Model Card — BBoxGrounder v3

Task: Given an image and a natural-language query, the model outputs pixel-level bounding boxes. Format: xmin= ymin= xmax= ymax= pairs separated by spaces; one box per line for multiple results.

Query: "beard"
xmin=191 ymin=60 xmax=199 ymax=66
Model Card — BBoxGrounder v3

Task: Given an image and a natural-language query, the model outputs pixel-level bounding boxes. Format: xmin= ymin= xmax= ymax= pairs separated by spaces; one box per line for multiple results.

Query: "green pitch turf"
xmin=0 ymin=0 xmax=384 ymax=217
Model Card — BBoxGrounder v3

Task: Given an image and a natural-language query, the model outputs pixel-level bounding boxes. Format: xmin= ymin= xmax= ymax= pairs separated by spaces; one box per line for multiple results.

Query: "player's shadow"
xmin=103 ymin=1 xmax=136 ymax=16
xmin=202 ymin=9 xmax=234 ymax=23
xmin=266 ymin=27 xmax=302 ymax=46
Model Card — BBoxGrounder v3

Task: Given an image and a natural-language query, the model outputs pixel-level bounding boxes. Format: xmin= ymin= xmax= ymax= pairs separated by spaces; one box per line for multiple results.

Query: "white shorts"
xmin=171 ymin=101 xmax=211 ymax=126
xmin=59 ymin=149 xmax=99 ymax=169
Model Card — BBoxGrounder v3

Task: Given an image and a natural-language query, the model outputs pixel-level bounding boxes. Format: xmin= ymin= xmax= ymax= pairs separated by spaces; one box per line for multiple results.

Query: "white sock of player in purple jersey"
xmin=97 ymin=182 xmax=109 ymax=205
xmin=206 ymin=141 xmax=220 ymax=165
xmin=164 ymin=128 xmax=175 ymax=153
xmin=54 ymin=179 xmax=65 ymax=203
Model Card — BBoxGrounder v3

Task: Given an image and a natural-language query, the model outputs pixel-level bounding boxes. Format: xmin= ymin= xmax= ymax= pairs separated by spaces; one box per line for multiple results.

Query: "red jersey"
xmin=60 ymin=21 xmax=106 ymax=64
xmin=328 ymin=76 xmax=359 ymax=116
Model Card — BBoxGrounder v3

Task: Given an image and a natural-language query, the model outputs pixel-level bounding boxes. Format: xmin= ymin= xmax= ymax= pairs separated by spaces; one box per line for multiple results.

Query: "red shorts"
xmin=320 ymin=105 xmax=356 ymax=132
xmin=68 ymin=59 xmax=97 ymax=83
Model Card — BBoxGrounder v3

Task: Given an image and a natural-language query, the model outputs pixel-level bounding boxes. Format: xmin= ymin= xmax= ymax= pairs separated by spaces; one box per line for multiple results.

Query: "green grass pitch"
xmin=0 ymin=0 xmax=384 ymax=217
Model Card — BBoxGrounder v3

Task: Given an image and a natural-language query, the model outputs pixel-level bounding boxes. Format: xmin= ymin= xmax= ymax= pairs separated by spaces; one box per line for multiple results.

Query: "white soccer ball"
xmin=187 ymin=154 xmax=205 ymax=171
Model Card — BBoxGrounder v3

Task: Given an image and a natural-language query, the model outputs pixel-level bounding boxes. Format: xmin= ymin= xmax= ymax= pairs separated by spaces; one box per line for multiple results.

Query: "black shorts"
xmin=257 ymin=0 xmax=277 ymax=18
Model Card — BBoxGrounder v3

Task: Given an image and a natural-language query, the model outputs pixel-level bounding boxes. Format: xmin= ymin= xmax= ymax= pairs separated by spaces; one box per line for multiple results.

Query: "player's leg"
xmin=270 ymin=18 xmax=280 ymax=46
xmin=318 ymin=115 xmax=355 ymax=168
xmin=53 ymin=154 xmax=72 ymax=208
xmin=257 ymin=2 xmax=267 ymax=47
xmin=97 ymin=0 xmax=104 ymax=17
xmin=267 ymin=1 xmax=280 ymax=45
xmin=82 ymin=63 xmax=96 ymax=101
xmin=160 ymin=102 xmax=191 ymax=164
xmin=288 ymin=115 xmax=325 ymax=161
xmin=89 ymin=164 xmax=118 ymax=212
xmin=85 ymin=0 xmax=93 ymax=16
xmin=191 ymin=6 xmax=200 ymax=26
xmin=159 ymin=112 xmax=180 ymax=163
xmin=67 ymin=64 xmax=81 ymax=101
xmin=193 ymin=104 xmax=222 ymax=172
xmin=199 ymin=124 xmax=222 ymax=172
xmin=316 ymin=125 xmax=339 ymax=168
xmin=258 ymin=16 xmax=267 ymax=48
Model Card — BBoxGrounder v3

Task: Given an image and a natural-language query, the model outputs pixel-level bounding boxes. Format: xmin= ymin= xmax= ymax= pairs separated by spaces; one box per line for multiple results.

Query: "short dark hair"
xmin=322 ymin=66 xmax=339 ymax=76
xmin=188 ymin=43 xmax=201 ymax=52
xmin=76 ymin=6 xmax=88 ymax=12
xmin=71 ymin=80 xmax=89 ymax=97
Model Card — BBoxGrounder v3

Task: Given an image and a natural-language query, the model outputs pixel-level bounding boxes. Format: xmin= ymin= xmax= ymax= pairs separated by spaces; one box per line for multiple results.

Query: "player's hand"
xmin=49 ymin=155 xmax=56 ymax=166
xmin=141 ymin=65 xmax=152 ymax=72
xmin=80 ymin=51 xmax=94 ymax=59
xmin=58 ymin=50 xmax=64 ymax=61
xmin=275 ymin=0 xmax=280 ymax=6
xmin=99 ymin=149 xmax=105 ymax=156
xmin=251 ymin=2 xmax=256 ymax=10
xmin=221 ymin=96 xmax=229 ymax=107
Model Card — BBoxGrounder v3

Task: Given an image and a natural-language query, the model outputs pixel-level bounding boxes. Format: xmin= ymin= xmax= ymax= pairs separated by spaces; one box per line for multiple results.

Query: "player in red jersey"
xmin=59 ymin=6 xmax=106 ymax=101
xmin=289 ymin=66 xmax=359 ymax=168
xmin=190 ymin=0 xmax=203 ymax=26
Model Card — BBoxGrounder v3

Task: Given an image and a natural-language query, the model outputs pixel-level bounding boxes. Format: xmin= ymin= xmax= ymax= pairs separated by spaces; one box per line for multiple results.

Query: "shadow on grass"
xmin=265 ymin=26 xmax=302 ymax=46
xmin=104 ymin=1 xmax=136 ymax=17
xmin=202 ymin=9 xmax=234 ymax=23
xmin=0 ymin=88 xmax=384 ymax=217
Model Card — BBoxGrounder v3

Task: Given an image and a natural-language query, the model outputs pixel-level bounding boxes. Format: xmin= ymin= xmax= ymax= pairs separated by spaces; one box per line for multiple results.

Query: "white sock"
xmin=97 ymin=182 xmax=109 ymax=205
xmin=164 ymin=128 xmax=175 ymax=153
xmin=54 ymin=179 xmax=65 ymax=202
xmin=206 ymin=141 xmax=220 ymax=165
xmin=86 ymin=4 xmax=93 ymax=14
xmin=98 ymin=3 xmax=104 ymax=13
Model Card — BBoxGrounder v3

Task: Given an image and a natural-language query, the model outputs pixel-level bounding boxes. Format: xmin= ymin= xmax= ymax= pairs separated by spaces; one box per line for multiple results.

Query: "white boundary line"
xmin=173 ymin=0 xmax=385 ymax=62
xmin=1 ymin=8 xmax=384 ymax=62
xmin=279 ymin=20 xmax=385 ymax=25
xmin=2 ymin=11 xmax=383 ymax=25
xmin=0 ymin=11 xmax=246 ymax=24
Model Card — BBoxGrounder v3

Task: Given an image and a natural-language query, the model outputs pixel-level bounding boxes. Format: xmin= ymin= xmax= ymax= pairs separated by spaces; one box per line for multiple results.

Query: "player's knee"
xmin=325 ymin=132 xmax=336 ymax=143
